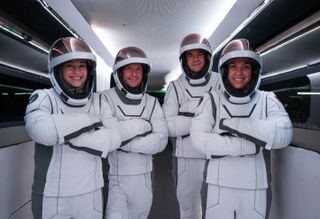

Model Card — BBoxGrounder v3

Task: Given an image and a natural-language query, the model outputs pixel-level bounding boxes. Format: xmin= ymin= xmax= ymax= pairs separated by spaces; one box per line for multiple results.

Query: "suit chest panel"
xmin=51 ymin=91 xmax=94 ymax=114
xmin=176 ymin=79 xmax=213 ymax=104
xmin=218 ymin=92 xmax=267 ymax=119
xmin=111 ymin=95 xmax=153 ymax=121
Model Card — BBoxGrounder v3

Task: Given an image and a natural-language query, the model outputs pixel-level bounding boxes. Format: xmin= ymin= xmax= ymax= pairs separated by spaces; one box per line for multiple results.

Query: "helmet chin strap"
xmin=67 ymin=86 xmax=85 ymax=95
xmin=186 ymin=71 xmax=211 ymax=85
xmin=187 ymin=75 xmax=208 ymax=85
xmin=224 ymin=90 xmax=255 ymax=104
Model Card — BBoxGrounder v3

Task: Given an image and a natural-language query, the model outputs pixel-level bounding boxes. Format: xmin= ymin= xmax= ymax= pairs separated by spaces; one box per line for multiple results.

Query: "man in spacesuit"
xmin=24 ymin=37 xmax=123 ymax=219
xmin=102 ymin=46 xmax=168 ymax=219
xmin=190 ymin=38 xmax=293 ymax=219
xmin=162 ymin=33 xmax=220 ymax=218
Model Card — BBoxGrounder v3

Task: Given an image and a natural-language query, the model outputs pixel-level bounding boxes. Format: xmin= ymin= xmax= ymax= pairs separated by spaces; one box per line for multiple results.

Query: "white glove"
xmin=179 ymin=100 xmax=199 ymax=114
xmin=118 ymin=118 xmax=152 ymax=142
xmin=69 ymin=128 xmax=121 ymax=158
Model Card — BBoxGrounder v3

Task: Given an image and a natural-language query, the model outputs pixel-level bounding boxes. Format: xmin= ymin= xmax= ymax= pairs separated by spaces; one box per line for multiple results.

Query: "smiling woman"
xmin=227 ymin=58 xmax=253 ymax=90
xmin=61 ymin=60 xmax=88 ymax=88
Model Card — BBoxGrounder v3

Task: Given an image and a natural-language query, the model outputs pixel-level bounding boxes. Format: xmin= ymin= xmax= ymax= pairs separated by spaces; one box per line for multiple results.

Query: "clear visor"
xmin=179 ymin=33 xmax=212 ymax=57
xmin=48 ymin=37 xmax=96 ymax=70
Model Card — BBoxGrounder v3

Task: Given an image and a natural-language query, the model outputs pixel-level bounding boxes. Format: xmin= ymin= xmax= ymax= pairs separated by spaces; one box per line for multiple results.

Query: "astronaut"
xmin=190 ymin=38 xmax=293 ymax=219
xmin=102 ymin=47 xmax=168 ymax=219
xmin=24 ymin=37 xmax=122 ymax=219
xmin=162 ymin=33 xmax=220 ymax=218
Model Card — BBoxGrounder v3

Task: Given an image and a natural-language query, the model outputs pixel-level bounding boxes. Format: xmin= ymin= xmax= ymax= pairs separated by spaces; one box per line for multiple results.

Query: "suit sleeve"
xmin=220 ymin=92 xmax=293 ymax=150
xmin=162 ymin=82 xmax=192 ymax=137
xmin=190 ymin=93 xmax=258 ymax=158
xmin=68 ymin=95 xmax=122 ymax=158
xmin=24 ymin=90 xmax=59 ymax=146
xmin=121 ymin=99 xmax=169 ymax=154
xmin=25 ymin=90 xmax=117 ymax=157
xmin=101 ymin=92 xmax=152 ymax=144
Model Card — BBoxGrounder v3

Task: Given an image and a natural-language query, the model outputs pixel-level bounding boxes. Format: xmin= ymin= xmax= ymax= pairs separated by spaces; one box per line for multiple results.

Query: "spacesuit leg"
xmin=106 ymin=175 xmax=129 ymax=219
xmin=127 ymin=173 xmax=153 ymax=219
xmin=205 ymin=186 xmax=266 ymax=219
xmin=204 ymin=185 xmax=235 ymax=219
xmin=41 ymin=189 xmax=103 ymax=219
xmin=106 ymin=174 xmax=152 ymax=219
xmin=237 ymin=189 xmax=266 ymax=219
xmin=176 ymin=157 xmax=205 ymax=219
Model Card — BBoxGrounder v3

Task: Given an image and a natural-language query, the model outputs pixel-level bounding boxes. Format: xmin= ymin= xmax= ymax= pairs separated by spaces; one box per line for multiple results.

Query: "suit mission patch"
xmin=28 ymin=93 xmax=39 ymax=104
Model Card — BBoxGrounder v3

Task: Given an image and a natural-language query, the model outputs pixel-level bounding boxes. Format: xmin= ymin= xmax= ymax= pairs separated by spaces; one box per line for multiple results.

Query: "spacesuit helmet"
xmin=219 ymin=38 xmax=262 ymax=103
xmin=179 ymin=33 xmax=213 ymax=84
xmin=113 ymin=47 xmax=151 ymax=100
xmin=48 ymin=37 xmax=96 ymax=106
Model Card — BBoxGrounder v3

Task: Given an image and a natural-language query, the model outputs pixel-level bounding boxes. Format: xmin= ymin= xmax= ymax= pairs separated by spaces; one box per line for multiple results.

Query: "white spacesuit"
xmin=190 ymin=39 xmax=292 ymax=219
xmin=102 ymin=47 xmax=168 ymax=219
xmin=162 ymin=33 xmax=220 ymax=218
xmin=25 ymin=37 xmax=121 ymax=219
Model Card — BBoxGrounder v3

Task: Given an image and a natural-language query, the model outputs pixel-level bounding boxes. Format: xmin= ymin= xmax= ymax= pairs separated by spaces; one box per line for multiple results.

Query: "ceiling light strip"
xmin=38 ymin=0 xmax=79 ymax=38
xmin=259 ymin=10 xmax=320 ymax=55
xmin=297 ymin=92 xmax=320 ymax=95
xmin=0 ymin=17 xmax=49 ymax=53
xmin=0 ymin=61 xmax=49 ymax=78
xmin=261 ymin=64 xmax=308 ymax=79
xmin=213 ymin=0 xmax=272 ymax=55
xmin=0 ymin=84 xmax=34 ymax=92
xmin=0 ymin=24 xmax=24 ymax=40
xmin=260 ymin=25 xmax=320 ymax=56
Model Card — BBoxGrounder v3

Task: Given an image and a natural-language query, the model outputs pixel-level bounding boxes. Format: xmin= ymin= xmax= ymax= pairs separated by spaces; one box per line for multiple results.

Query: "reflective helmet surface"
xmin=48 ymin=37 xmax=96 ymax=106
xmin=218 ymin=38 xmax=262 ymax=103
xmin=113 ymin=47 xmax=151 ymax=100
xmin=179 ymin=33 xmax=212 ymax=84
